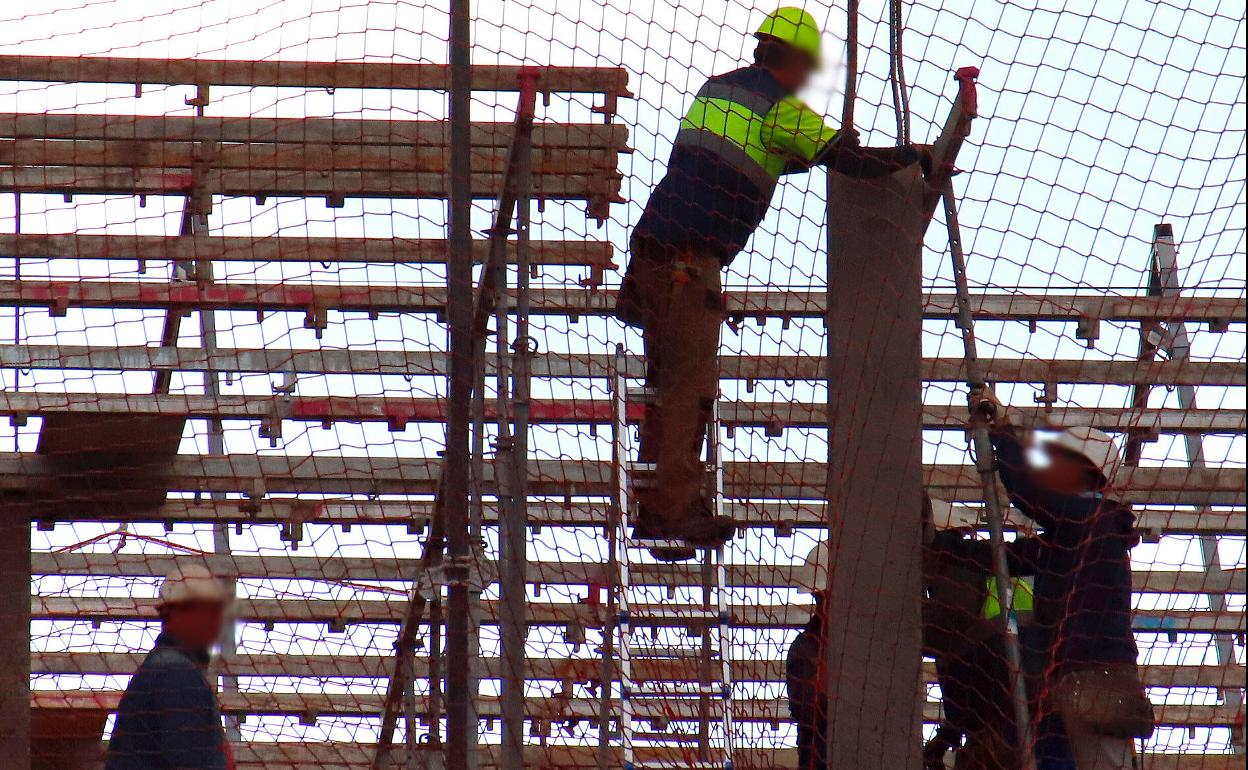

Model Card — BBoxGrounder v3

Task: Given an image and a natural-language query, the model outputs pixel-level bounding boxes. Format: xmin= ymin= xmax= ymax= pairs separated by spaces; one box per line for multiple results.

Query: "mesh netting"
xmin=1 ymin=1 xmax=1243 ymax=768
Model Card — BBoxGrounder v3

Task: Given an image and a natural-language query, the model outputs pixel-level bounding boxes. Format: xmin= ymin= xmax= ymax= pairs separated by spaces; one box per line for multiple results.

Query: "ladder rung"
xmin=625 ymin=607 xmax=724 ymax=624
xmin=626 ymin=645 xmax=718 ymax=659
xmin=628 ymin=698 xmax=728 ymax=715
xmin=625 ymin=683 xmax=726 ymax=697
xmin=624 ymin=730 xmax=702 ymax=742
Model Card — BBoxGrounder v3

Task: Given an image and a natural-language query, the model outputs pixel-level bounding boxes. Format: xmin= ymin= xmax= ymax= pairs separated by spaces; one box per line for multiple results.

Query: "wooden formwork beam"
xmin=223 ymin=744 xmax=1240 ymax=770
xmin=34 ymin=652 xmax=1245 ymax=690
xmin=28 ymin=689 xmax=1243 ymax=728
xmin=0 ymin=234 xmax=613 ymax=267
xmin=32 ymin=556 xmax=1245 ymax=596
xmin=0 ymin=165 xmax=615 ymax=203
xmin=1 ymin=392 xmax=1238 ymax=436
xmin=0 ymin=139 xmax=617 ymax=175
xmin=0 ymin=344 xmax=1242 ymax=386
xmin=0 ymin=281 xmax=1240 ymax=328
xmin=0 ymin=56 xmax=631 ymax=96
xmin=22 ymin=497 xmax=1242 ymax=536
xmin=32 ymin=595 xmax=1242 ymax=633
xmin=16 ymin=742 xmax=1241 ymax=770
xmin=0 ymin=114 xmax=628 ymax=149
xmin=3 ymin=454 xmax=1243 ymax=505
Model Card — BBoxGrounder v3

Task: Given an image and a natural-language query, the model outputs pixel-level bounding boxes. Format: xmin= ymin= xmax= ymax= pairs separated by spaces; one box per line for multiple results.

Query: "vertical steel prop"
xmin=496 ymin=68 xmax=539 ymax=770
xmin=444 ymin=0 xmax=476 ymax=766
xmin=939 ymin=183 xmax=1036 ymax=770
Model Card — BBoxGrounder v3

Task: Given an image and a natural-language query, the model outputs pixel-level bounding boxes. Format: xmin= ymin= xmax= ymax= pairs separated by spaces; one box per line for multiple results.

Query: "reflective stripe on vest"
xmin=676 ymin=80 xmax=785 ymax=196
xmin=983 ymin=576 xmax=1035 ymax=620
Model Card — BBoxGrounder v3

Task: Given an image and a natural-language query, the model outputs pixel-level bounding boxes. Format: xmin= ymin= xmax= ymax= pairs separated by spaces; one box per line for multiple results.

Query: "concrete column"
xmin=822 ymin=165 xmax=929 ymax=770
xmin=0 ymin=513 xmax=31 ymax=770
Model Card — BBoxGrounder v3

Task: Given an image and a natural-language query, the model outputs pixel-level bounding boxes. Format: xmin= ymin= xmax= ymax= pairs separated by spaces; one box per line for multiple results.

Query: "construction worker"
xmin=923 ymin=496 xmax=1034 ymax=770
xmin=786 ymin=540 xmax=831 ymax=770
xmin=617 ymin=7 xmax=931 ymax=557
xmin=940 ymin=388 xmax=1154 ymax=770
xmin=106 ymin=564 xmax=234 ymax=770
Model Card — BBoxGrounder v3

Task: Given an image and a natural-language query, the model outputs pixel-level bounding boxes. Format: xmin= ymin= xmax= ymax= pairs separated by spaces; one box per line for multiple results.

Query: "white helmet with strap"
xmin=1045 ymin=425 xmax=1120 ymax=482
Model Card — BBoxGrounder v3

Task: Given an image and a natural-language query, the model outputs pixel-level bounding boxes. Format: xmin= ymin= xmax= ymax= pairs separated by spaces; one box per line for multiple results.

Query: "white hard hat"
xmin=157 ymin=563 xmax=228 ymax=608
xmin=1044 ymin=426 xmax=1120 ymax=481
xmin=927 ymin=496 xmax=954 ymax=526
xmin=799 ymin=540 xmax=832 ymax=594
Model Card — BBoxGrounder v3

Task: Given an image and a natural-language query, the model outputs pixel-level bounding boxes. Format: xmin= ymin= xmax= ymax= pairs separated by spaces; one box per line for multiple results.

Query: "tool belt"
xmin=1051 ymin=662 xmax=1156 ymax=739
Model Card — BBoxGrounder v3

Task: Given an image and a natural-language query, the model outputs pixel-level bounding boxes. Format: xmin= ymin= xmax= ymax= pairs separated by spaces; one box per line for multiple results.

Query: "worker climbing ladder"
xmin=600 ymin=345 xmax=735 ymax=770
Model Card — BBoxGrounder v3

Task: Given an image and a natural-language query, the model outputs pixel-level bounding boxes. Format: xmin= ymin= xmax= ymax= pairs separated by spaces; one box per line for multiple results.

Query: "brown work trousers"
xmin=617 ymin=236 xmax=722 ymax=527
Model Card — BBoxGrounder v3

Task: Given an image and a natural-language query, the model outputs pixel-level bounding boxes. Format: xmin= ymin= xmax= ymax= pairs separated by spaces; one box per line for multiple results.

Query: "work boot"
xmin=670 ymin=500 xmax=736 ymax=548
xmin=632 ymin=508 xmax=697 ymax=562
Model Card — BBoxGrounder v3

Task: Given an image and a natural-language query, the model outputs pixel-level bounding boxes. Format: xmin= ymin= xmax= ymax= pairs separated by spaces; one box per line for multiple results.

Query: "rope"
xmin=889 ymin=0 xmax=912 ymax=143
xmin=842 ymin=0 xmax=859 ymax=130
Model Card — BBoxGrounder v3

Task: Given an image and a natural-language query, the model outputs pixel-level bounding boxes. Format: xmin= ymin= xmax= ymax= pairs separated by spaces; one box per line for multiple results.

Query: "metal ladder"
xmin=602 ymin=345 xmax=734 ymax=770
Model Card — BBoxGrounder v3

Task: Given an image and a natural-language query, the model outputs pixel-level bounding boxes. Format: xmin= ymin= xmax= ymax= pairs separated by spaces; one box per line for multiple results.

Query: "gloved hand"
xmin=967 ymin=385 xmax=1008 ymax=427
xmin=833 ymin=127 xmax=861 ymax=149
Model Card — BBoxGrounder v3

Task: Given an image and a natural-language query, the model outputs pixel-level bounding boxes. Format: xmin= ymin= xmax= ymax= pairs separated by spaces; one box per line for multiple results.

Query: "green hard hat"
xmin=755 ymin=7 xmax=823 ymax=64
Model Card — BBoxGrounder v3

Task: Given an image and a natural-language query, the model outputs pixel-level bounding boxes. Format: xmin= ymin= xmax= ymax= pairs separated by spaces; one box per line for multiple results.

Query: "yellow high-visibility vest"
xmin=982 ymin=576 xmax=1035 ymax=620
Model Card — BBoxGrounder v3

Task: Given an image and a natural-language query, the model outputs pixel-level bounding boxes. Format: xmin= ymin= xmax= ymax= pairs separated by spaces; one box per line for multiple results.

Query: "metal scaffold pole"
xmin=496 ymin=69 xmax=538 ymax=770
xmin=445 ymin=0 xmax=477 ymax=766
xmin=939 ymin=183 xmax=1035 ymax=770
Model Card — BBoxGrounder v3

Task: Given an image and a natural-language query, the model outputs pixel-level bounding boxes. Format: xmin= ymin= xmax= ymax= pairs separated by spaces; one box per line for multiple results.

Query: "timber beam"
xmin=0 ymin=281 xmax=1240 ymax=327
xmin=32 ymin=557 xmax=1245 ymax=596
xmin=28 ymin=690 xmax=1243 ymax=728
xmin=0 ymin=234 xmax=612 ymax=269
xmin=1 ymin=345 xmax=1242 ymax=386
xmin=0 ymin=392 xmax=1238 ymax=435
xmin=0 ymin=56 xmax=631 ymax=97
xmin=1 ymin=455 xmax=1243 ymax=505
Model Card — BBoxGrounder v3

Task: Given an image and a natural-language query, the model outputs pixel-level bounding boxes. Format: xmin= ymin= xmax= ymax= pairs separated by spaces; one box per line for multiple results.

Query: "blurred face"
xmin=1035 ymin=445 xmax=1100 ymax=495
xmin=163 ymin=601 xmax=227 ymax=651
xmin=774 ymin=51 xmax=817 ymax=91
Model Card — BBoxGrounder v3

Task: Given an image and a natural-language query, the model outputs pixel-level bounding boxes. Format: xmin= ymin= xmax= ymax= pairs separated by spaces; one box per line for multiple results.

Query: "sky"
xmin=0 ymin=0 xmax=1244 ymax=757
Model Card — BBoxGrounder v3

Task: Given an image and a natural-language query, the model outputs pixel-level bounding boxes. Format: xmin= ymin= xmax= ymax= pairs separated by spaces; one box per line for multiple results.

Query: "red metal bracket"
xmin=955 ymin=66 xmax=980 ymax=118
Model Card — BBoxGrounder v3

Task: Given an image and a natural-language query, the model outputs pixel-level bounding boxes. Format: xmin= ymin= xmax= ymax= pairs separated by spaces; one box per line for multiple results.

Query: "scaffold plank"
xmin=0 ymin=166 xmax=614 ymax=202
xmin=0 ymin=234 xmax=613 ymax=268
xmin=6 ymin=741 xmax=1238 ymax=770
xmin=28 ymin=690 xmax=1242 ymax=728
xmin=221 ymin=744 xmax=1237 ymax=770
xmin=24 ymin=497 xmax=1241 ymax=536
xmin=0 ymin=56 xmax=631 ymax=95
xmin=0 ymin=281 xmax=1240 ymax=327
xmin=1 ymin=139 xmax=616 ymax=175
xmin=32 ymin=597 xmax=1239 ymax=632
xmin=34 ymin=652 xmax=1244 ymax=690
xmin=0 ymin=345 xmax=1242 ymax=386
xmin=0 ymin=114 xmax=628 ymax=149
xmin=1 ymin=392 xmax=1237 ymax=435
xmin=3 ymin=455 xmax=1243 ymax=504
xmin=32 ymin=557 xmax=1244 ymax=596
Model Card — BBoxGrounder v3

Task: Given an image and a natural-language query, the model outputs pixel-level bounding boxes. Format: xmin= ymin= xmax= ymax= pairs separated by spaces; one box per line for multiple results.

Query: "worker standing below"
xmin=616 ymin=7 xmax=931 ymax=556
xmin=923 ymin=496 xmax=1030 ymax=770
xmin=786 ymin=541 xmax=831 ymax=770
xmin=106 ymin=564 xmax=234 ymax=770
xmin=934 ymin=388 xmax=1154 ymax=770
